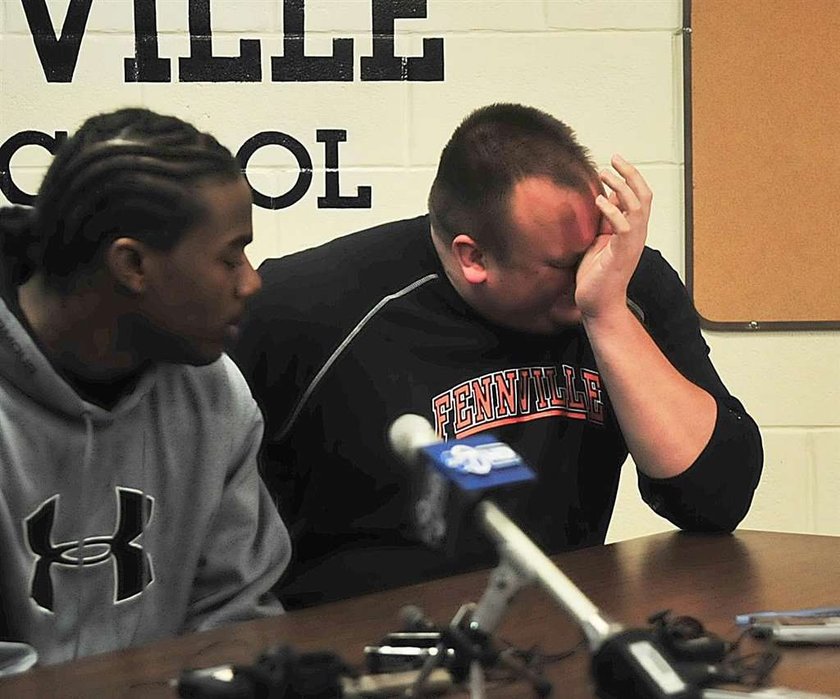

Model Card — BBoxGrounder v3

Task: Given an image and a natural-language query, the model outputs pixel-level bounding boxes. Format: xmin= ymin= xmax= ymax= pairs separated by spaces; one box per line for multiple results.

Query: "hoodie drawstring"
xmin=72 ymin=410 xmax=94 ymax=660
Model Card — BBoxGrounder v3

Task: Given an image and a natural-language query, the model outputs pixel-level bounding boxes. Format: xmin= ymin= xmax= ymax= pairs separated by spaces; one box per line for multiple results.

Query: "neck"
xmin=17 ymin=273 xmax=143 ymax=381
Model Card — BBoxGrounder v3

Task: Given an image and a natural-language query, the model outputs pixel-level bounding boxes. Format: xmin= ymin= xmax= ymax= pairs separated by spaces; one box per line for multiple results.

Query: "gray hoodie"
xmin=0 ymin=294 xmax=291 ymax=665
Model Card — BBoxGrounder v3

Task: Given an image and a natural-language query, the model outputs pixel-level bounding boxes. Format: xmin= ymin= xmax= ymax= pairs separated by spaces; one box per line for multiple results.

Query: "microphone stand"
xmin=477 ymin=500 xmax=622 ymax=651
xmin=404 ymin=556 xmax=552 ymax=699
xmin=407 ymin=501 xmax=697 ymax=698
xmin=477 ymin=501 xmax=736 ymax=698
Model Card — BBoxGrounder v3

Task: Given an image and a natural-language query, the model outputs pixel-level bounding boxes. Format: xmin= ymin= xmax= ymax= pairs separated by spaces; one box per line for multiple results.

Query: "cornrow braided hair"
xmin=28 ymin=107 xmax=241 ymax=292
xmin=0 ymin=206 xmax=38 ymax=287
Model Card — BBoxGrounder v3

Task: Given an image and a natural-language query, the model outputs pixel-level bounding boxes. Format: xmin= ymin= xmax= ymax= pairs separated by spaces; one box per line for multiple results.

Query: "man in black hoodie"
xmin=234 ymin=103 xmax=763 ymax=610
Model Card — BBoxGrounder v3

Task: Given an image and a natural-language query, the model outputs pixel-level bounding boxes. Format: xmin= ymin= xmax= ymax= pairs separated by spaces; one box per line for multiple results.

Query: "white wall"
xmin=1 ymin=0 xmax=837 ymax=541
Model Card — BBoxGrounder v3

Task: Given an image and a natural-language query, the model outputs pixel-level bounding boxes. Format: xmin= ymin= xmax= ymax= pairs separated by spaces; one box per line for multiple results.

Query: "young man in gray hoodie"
xmin=0 ymin=108 xmax=291 ymax=666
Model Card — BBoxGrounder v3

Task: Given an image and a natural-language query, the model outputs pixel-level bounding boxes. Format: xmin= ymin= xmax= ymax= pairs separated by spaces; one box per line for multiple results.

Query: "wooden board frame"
xmin=684 ymin=0 xmax=840 ymax=331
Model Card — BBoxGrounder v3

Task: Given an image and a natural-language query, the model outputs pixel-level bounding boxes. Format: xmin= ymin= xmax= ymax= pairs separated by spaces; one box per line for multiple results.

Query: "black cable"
xmin=500 ymin=637 xmax=586 ymax=668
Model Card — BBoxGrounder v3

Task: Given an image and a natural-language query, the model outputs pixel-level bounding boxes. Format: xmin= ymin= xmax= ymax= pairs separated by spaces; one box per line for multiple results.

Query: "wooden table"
xmin=2 ymin=530 xmax=839 ymax=698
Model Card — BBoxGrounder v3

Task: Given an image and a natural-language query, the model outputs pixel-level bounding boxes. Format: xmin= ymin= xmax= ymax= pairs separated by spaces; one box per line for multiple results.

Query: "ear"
xmin=105 ymin=237 xmax=149 ymax=294
xmin=451 ymin=234 xmax=488 ymax=285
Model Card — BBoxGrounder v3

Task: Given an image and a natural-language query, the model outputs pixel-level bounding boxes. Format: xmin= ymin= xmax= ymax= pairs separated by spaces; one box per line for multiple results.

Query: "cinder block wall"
xmin=1 ymin=1 xmax=837 ymax=541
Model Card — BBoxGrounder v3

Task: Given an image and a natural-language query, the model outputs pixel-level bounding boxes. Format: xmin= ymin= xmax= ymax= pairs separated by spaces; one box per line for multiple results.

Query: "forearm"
xmin=582 ymin=306 xmax=717 ymax=479
xmin=637 ymin=396 xmax=763 ymax=532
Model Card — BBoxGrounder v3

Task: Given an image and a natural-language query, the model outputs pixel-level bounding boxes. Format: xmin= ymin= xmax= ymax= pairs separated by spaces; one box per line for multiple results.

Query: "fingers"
xmin=599 ymin=153 xmax=652 ymax=212
xmin=596 ymin=193 xmax=631 ymax=235
xmin=604 ymin=190 xmax=621 ymax=233
xmin=596 ymin=154 xmax=652 ymax=235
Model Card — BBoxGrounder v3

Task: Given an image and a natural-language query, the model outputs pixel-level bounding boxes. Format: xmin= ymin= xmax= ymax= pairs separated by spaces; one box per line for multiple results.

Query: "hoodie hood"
xmin=0 ymin=295 xmax=157 ymax=423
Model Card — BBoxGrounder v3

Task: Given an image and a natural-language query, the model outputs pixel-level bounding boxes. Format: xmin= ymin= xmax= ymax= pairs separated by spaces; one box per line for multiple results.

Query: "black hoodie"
xmin=234 ymin=215 xmax=764 ymax=609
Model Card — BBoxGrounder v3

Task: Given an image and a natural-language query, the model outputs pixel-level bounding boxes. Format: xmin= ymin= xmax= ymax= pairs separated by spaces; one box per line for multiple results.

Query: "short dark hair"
xmin=1 ymin=108 xmax=242 ymax=292
xmin=428 ymin=103 xmax=597 ymax=258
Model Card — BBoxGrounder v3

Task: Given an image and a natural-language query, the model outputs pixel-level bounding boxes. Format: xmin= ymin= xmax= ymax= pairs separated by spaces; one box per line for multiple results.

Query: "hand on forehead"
xmin=509 ymin=176 xmax=601 ymax=254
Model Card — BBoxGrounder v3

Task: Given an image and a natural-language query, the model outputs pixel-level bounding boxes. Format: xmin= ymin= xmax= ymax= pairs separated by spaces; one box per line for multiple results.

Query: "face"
xmin=136 ymin=176 xmax=262 ymax=365
xmin=478 ymin=177 xmax=601 ymax=334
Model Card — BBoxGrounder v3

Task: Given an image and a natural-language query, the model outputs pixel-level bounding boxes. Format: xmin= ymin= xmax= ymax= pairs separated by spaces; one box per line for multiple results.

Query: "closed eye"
xmin=222 ymin=251 xmax=247 ymax=270
xmin=221 ymin=238 xmax=253 ymax=270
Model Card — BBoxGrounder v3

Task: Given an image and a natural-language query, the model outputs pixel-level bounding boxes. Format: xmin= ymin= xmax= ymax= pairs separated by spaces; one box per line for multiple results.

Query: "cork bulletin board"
xmin=685 ymin=0 xmax=840 ymax=330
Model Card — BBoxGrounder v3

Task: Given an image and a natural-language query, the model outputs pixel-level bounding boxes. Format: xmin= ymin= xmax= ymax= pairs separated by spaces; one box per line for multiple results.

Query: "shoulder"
xmin=156 ymin=355 xmax=259 ymax=424
xmin=247 ymin=214 xmax=437 ymax=325
xmin=259 ymin=214 xmax=431 ymax=286
xmin=628 ymin=247 xmax=693 ymax=322
xmin=630 ymin=247 xmax=683 ymax=290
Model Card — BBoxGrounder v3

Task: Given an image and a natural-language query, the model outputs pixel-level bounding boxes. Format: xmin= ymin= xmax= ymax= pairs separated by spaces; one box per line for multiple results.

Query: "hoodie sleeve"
xmin=629 ymin=248 xmax=764 ymax=532
xmin=185 ymin=405 xmax=291 ymax=630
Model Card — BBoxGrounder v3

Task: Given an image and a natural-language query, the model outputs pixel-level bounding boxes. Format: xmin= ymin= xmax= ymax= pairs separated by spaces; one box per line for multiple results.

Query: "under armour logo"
xmin=25 ymin=488 xmax=154 ymax=612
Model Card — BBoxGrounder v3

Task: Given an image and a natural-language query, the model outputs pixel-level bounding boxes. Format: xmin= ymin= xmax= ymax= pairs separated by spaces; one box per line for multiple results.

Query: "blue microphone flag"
xmin=419 ymin=434 xmax=536 ymax=491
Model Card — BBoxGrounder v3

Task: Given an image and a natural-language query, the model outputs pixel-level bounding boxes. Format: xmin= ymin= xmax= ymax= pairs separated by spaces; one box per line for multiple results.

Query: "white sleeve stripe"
xmin=272 ymin=273 xmax=439 ymax=442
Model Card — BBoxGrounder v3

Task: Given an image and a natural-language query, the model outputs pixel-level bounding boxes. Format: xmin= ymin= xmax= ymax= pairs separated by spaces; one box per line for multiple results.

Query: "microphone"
xmin=388 ymin=415 xmax=702 ymax=699
xmin=388 ymin=413 xmax=537 ymax=555
xmin=388 ymin=415 xmax=614 ymax=641
xmin=388 ymin=414 xmax=440 ymax=460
